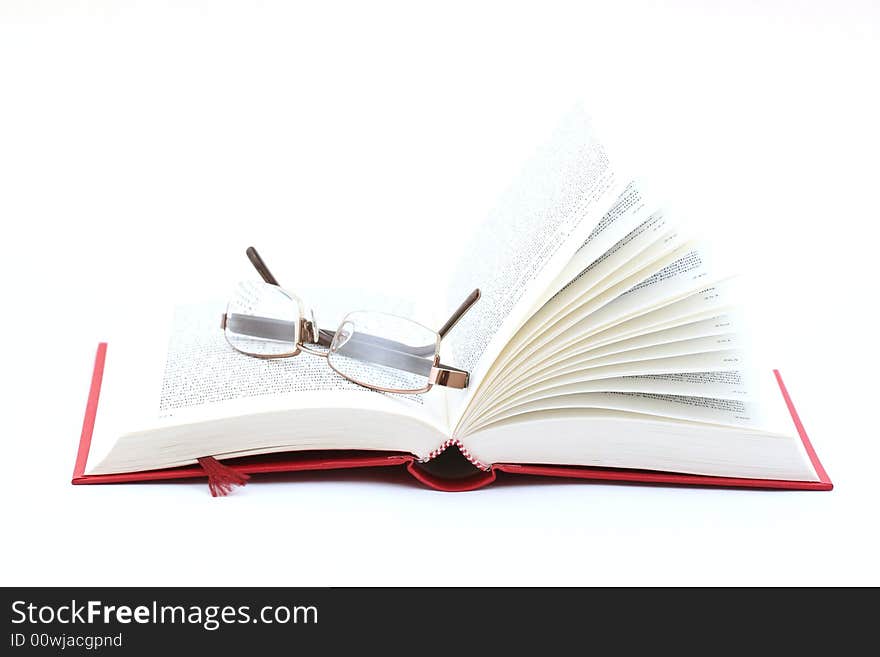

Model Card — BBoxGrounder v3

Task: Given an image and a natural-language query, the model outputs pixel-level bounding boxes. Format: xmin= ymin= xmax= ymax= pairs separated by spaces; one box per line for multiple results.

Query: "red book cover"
xmin=72 ymin=343 xmax=833 ymax=493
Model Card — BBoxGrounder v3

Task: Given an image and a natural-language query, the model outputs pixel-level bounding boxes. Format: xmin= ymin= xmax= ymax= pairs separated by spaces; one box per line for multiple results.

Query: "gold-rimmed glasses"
xmin=220 ymin=247 xmax=479 ymax=394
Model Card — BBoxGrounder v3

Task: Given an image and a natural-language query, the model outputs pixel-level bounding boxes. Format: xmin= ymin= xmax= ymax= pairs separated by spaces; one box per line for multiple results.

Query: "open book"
xmin=75 ymin=108 xmax=831 ymax=493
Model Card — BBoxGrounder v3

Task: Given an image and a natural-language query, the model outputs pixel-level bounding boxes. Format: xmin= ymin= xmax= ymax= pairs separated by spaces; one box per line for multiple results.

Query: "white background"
xmin=1 ymin=1 xmax=878 ymax=585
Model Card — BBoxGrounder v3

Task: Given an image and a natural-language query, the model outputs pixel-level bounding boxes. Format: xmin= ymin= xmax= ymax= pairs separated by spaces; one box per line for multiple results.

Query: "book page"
xmin=472 ymin=390 xmax=763 ymax=433
xmin=523 ymin=313 xmax=743 ymax=384
xmin=159 ymin=301 xmax=429 ymax=417
xmin=463 ymin=401 xmax=817 ymax=482
xmin=482 ymin=213 xmax=686 ymax=387
xmin=491 ymin=371 xmax=753 ymax=413
xmin=444 ymin=107 xmax=625 ymax=417
xmin=463 ymin=349 xmax=747 ymax=434
xmin=542 ymin=181 xmax=655 ymax=308
xmin=475 ymin=333 xmax=745 ymax=425
xmin=156 ymin=287 xmax=460 ymax=437
xmin=85 ymin=289 xmax=449 ymax=474
xmin=462 ymin=243 xmax=727 ymax=425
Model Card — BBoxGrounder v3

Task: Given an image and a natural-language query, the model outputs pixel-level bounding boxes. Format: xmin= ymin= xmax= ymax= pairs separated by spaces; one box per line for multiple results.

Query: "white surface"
xmin=1 ymin=1 xmax=878 ymax=586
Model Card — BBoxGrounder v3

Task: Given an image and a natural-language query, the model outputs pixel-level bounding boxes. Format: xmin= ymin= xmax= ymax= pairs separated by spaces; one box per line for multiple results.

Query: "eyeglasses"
xmin=220 ymin=247 xmax=479 ymax=394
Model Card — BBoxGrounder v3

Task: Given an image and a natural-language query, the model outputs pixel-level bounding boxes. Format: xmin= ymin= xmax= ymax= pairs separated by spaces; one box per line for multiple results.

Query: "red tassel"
xmin=197 ymin=456 xmax=250 ymax=497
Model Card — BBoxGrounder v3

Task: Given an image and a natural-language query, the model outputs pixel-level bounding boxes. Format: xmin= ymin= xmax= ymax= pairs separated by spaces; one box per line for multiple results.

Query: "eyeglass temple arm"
xmin=247 ymin=246 xmax=280 ymax=286
xmin=247 ymin=246 xmax=322 ymax=341
xmin=437 ymin=288 xmax=480 ymax=339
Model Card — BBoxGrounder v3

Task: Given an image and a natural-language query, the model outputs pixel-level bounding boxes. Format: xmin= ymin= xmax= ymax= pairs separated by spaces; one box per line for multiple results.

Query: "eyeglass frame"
xmin=220 ymin=247 xmax=480 ymax=394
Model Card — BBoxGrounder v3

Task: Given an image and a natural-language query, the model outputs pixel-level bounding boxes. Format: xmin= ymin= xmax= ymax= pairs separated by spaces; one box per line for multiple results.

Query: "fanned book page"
xmin=444 ymin=109 xmax=626 ymax=403
xmin=82 ymin=106 xmax=824 ymax=487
